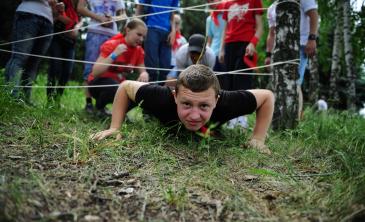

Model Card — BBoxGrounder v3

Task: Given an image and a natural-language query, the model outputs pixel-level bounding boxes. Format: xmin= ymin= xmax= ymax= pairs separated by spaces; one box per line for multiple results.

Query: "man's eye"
xmin=182 ymin=102 xmax=191 ymax=107
xmin=200 ymin=104 xmax=209 ymax=110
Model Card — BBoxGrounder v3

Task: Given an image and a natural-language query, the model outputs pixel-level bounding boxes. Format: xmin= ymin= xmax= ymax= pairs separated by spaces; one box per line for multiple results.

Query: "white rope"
xmin=0 ymin=0 xmax=230 ymax=47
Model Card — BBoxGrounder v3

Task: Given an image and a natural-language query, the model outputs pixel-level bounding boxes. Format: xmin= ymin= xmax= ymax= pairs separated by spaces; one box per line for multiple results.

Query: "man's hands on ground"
xmin=245 ymin=138 xmax=272 ymax=155
xmin=91 ymin=128 xmax=122 ymax=141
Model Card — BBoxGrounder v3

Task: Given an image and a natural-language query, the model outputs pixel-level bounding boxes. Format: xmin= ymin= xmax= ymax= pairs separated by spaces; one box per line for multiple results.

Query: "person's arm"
xmin=77 ymin=0 xmax=111 ymax=26
xmin=167 ymin=12 xmax=177 ymax=46
xmin=92 ymin=43 xmax=128 ymax=77
xmin=218 ymin=22 xmax=226 ymax=64
xmin=91 ymin=80 xmax=147 ymax=140
xmin=264 ymin=26 xmax=275 ymax=69
xmin=305 ymin=9 xmax=318 ymax=57
xmin=247 ymin=89 xmax=275 ymax=154
xmin=135 ymin=3 xmax=144 ymax=16
xmin=136 ymin=64 xmax=149 ymax=82
xmin=245 ymin=14 xmax=263 ymax=56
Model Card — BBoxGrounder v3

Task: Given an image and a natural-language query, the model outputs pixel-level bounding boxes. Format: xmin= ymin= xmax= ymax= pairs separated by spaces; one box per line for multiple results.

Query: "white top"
xmin=175 ymin=44 xmax=216 ymax=70
xmin=17 ymin=0 xmax=53 ymax=24
xmin=266 ymin=0 xmax=318 ymax=45
xmin=317 ymin=99 xmax=328 ymax=111
xmin=87 ymin=0 xmax=125 ymax=36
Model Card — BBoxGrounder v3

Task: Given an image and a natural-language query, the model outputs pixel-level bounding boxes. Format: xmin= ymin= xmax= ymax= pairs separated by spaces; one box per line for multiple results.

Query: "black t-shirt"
xmin=135 ymin=84 xmax=257 ymax=126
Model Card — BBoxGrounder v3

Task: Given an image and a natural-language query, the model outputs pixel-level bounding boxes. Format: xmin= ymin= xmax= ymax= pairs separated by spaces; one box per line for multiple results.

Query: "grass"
xmin=1 ymin=73 xmax=365 ymax=221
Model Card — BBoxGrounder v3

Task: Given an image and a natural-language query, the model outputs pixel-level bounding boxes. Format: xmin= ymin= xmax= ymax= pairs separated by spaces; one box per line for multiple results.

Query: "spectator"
xmin=316 ymin=97 xmax=328 ymax=111
xmin=4 ymin=0 xmax=60 ymax=104
xmin=135 ymin=0 xmax=179 ymax=82
xmin=206 ymin=0 xmax=226 ymax=73
xmin=165 ymin=34 xmax=215 ymax=88
xmin=87 ymin=18 xmax=148 ymax=117
xmin=265 ymin=0 xmax=319 ymax=118
xmin=91 ymin=64 xmax=275 ymax=155
xmin=219 ymin=0 xmax=264 ymax=129
xmin=77 ymin=0 xmax=126 ymax=113
xmin=47 ymin=0 xmax=80 ymax=104
xmin=167 ymin=14 xmax=187 ymax=80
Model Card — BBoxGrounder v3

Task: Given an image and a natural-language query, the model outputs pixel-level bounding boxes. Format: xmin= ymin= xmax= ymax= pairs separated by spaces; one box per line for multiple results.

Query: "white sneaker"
xmin=237 ymin=116 xmax=248 ymax=128
xmin=227 ymin=117 xmax=238 ymax=129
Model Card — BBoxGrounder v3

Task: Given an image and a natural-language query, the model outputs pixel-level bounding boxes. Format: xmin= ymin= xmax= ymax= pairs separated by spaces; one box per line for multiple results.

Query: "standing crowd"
xmin=3 ymin=0 xmax=319 ymax=154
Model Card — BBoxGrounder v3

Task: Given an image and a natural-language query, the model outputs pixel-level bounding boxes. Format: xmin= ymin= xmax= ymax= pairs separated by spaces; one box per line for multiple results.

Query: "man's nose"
xmin=190 ymin=107 xmax=200 ymax=120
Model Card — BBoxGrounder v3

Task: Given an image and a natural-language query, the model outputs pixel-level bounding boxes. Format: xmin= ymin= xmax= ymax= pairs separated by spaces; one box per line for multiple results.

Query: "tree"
xmin=329 ymin=1 xmax=342 ymax=108
xmin=343 ymin=0 xmax=357 ymax=110
xmin=272 ymin=0 xmax=300 ymax=129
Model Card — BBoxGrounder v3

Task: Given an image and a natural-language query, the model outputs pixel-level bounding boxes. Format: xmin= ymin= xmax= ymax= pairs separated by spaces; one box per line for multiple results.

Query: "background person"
xmin=165 ymin=34 xmax=215 ymax=88
xmin=77 ymin=0 xmax=126 ymax=113
xmin=4 ymin=0 xmax=61 ymax=104
xmin=47 ymin=0 xmax=80 ymax=104
xmin=135 ymin=0 xmax=179 ymax=82
xmin=87 ymin=18 xmax=148 ymax=117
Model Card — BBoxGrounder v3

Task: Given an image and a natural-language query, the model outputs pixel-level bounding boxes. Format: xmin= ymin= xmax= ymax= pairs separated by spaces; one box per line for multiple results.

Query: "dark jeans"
xmin=47 ymin=37 xmax=75 ymax=100
xmin=220 ymin=42 xmax=253 ymax=91
xmin=4 ymin=12 xmax=53 ymax=100
xmin=144 ymin=27 xmax=171 ymax=82
xmin=88 ymin=78 xmax=119 ymax=110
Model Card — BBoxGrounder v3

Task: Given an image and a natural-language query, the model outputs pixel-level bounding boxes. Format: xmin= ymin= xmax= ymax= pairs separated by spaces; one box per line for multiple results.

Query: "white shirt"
xmin=175 ymin=44 xmax=216 ymax=70
xmin=266 ymin=0 xmax=318 ymax=45
xmin=17 ymin=0 xmax=53 ymax=24
xmin=317 ymin=99 xmax=328 ymax=111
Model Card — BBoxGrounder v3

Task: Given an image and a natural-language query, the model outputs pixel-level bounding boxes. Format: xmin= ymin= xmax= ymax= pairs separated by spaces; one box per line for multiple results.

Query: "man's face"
xmin=173 ymin=85 xmax=218 ymax=131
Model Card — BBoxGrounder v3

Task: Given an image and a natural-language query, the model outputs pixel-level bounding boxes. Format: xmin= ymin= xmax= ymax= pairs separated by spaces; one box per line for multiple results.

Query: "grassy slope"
xmin=1 ymin=75 xmax=365 ymax=222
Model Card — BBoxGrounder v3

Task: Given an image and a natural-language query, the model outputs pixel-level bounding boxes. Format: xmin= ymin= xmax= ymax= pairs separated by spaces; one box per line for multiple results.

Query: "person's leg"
xmin=158 ymin=29 xmax=172 ymax=82
xmin=47 ymin=39 xmax=63 ymax=100
xmin=143 ymin=28 xmax=160 ymax=82
xmin=4 ymin=12 xmax=40 ymax=97
xmin=298 ymin=46 xmax=308 ymax=119
xmin=232 ymin=42 xmax=252 ymax=91
xmin=20 ymin=14 xmax=53 ymax=102
xmin=57 ymin=44 xmax=75 ymax=97
xmin=83 ymin=32 xmax=110 ymax=111
xmin=89 ymin=78 xmax=119 ymax=110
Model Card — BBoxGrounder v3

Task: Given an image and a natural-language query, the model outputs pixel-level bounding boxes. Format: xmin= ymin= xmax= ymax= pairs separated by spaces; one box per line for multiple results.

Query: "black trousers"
xmin=220 ymin=41 xmax=253 ymax=91
xmin=88 ymin=78 xmax=119 ymax=110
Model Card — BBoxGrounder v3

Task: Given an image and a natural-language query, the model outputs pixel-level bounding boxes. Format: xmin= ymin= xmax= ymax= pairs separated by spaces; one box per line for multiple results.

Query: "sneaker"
xmin=237 ymin=116 xmax=248 ymax=128
xmin=85 ymin=103 xmax=94 ymax=114
xmin=96 ymin=107 xmax=112 ymax=118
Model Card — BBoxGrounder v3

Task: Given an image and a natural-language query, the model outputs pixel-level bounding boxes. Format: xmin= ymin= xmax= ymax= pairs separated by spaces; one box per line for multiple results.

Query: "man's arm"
xmin=77 ymin=0 xmax=111 ymax=26
xmin=91 ymin=81 xmax=147 ymax=140
xmin=247 ymin=89 xmax=275 ymax=154
xmin=168 ymin=12 xmax=177 ymax=46
xmin=305 ymin=9 xmax=318 ymax=57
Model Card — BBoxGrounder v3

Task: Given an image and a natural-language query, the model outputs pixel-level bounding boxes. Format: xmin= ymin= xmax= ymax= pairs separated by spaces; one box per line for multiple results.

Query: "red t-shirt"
xmin=88 ymin=34 xmax=145 ymax=83
xmin=222 ymin=0 xmax=263 ymax=43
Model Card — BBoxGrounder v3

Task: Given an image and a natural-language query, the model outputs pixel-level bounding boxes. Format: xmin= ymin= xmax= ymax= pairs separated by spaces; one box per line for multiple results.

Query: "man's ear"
xmin=172 ymin=90 xmax=178 ymax=104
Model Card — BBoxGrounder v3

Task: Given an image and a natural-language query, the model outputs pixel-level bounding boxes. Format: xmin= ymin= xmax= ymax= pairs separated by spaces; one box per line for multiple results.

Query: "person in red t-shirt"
xmin=88 ymin=18 xmax=148 ymax=116
xmin=218 ymin=0 xmax=263 ymax=90
xmin=218 ymin=0 xmax=263 ymax=129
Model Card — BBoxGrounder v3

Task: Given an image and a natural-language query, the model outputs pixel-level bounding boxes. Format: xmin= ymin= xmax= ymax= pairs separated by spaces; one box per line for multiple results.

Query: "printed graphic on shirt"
xmin=228 ymin=3 xmax=249 ymax=22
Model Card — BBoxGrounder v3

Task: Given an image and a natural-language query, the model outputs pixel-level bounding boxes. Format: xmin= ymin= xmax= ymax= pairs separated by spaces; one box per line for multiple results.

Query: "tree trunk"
xmin=343 ymin=0 xmax=357 ymax=111
xmin=308 ymin=53 xmax=320 ymax=104
xmin=272 ymin=0 xmax=300 ymax=130
xmin=329 ymin=1 xmax=342 ymax=108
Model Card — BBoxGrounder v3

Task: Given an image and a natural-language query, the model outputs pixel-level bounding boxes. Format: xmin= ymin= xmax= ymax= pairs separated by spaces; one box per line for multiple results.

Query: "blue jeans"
xmin=47 ymin=37 xmax=76 ymax=99
xmin=4 ymin=12 xmax=53 ymax=100
xmin=144 ymin=27 xmax=171 ymax=82
xmin=83 ymin=32 xmax=110 ymax=80
xmin=298 ymin=46 xmax=308 ymax=85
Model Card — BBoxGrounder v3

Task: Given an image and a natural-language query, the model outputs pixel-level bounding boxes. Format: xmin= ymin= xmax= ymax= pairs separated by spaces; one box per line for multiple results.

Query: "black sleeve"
xmin=211 ymin=90 xmax=257 ymax=124
xmin=135 ymin=84 xmax=179 ymax=124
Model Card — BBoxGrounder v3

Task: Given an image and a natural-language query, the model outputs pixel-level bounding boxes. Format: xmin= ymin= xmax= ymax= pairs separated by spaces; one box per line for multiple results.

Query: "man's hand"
xmin=246 ymin=138 xmax=271 ymax=155
xmin=305 ymin=40 xmax=316 ymax=57
xmin=101 ymin=15 xmax=113 ymax=28
xmin=114 ymin=43 xmax=128 ymax=56
xmin=91 ymin=128 xmax=122 ymax=141
xmin=264 ymin=57 xmax=272 ymax=72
